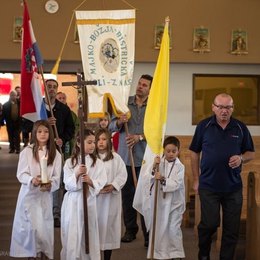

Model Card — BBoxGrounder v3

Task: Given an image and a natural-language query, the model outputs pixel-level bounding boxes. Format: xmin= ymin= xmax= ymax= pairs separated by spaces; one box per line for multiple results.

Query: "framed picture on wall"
xmin=154 ymin=24 xmax=172 ymax=49
xmin=193 ymin=27 xmax=210 ymax=53
xmin=231 ymin=29 xmax=248 ymax=55
xmin=13 ymin=17 xmax=23 ymax=42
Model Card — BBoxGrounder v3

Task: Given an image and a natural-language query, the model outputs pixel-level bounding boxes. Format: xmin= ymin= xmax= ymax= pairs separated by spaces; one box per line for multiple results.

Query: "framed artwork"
xmin=192 ymin=74 xmax=260 ymax=125
xmin=193 ymin=27 xmax=210 ymax=53
xmin=74 ymin=24 xmax=79 ymax=44
xmin=154 ymin=24 xmax=172 ymax=49
xmin=13 ymin=17 xmax=23 ymax=42
xmin=231 ymin=29 xmax=248 ymax=55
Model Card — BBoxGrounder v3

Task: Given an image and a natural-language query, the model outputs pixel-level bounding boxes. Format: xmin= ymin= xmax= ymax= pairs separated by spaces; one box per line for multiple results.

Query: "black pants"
xmin=122 ymin=166 xmax=149 ymax=241
xmin=6 ymin=121 xmax=20 ymax=151
xmin=198 ymin=189 xmax=242 ymax=260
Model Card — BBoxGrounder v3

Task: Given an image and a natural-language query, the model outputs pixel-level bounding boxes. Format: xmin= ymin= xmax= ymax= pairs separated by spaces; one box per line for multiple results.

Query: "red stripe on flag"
xmin=20 ymin=1 xmax=37 ymax=116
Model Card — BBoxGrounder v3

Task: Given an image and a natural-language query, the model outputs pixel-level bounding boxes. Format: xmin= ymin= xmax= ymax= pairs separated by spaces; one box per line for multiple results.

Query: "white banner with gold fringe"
xmin=75 ymin=10 xmax=135 ymax=118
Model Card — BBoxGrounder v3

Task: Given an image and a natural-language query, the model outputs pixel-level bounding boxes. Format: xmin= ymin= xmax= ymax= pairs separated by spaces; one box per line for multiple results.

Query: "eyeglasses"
xmin=213 ymin=103 xmax=234 ymax=110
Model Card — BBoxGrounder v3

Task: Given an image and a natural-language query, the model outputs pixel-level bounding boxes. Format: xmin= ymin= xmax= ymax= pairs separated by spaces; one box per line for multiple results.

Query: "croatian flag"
xmin=20 ymin=1 xmax=47 ymax=122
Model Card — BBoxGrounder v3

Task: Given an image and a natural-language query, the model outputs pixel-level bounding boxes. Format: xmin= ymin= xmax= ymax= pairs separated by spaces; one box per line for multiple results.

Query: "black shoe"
xmin=16 ymin=150 xmax=20 ymax=154
xmin=9 ymin=149 xmax=15 ymax=153
xmin=199 ymin=256 xmax=210 ymax=260
xmin=121 ymin=232 xmax=136 ymax=243
xmin=144 ymin=240 xmax=149 ymax=248
xmin=54 ymin=218 xmax=60 ymax=228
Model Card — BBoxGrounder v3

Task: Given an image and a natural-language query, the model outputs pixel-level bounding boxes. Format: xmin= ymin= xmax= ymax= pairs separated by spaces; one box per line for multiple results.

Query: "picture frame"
xmin=231 ymin=29 xmax=248 ymax=55
xmin=193 ymin=27 xmax=210 ymax=53
xmin=154 ymin=24 xmax=172 ymax=49
xmin=74 ymin=24 xmax=79 ymax=44
xmin=13 ymin=17 xmax=23 ymax=42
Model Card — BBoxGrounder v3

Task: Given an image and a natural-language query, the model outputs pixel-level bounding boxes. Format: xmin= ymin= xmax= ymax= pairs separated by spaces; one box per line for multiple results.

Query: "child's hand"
xmin=154 ymin=171 xmax=162 ymax=180
xmin=32 ymin=175 xmax=41 ymax=187
xmin=100 ymin=184 xmax=114 ymax=194
xmin=81 ymin=174 xmax=94 ymax=187
xmin=54 ymin=138 xmax=63 ymax=148
xmin=153 ymin=156 xmax=160 ymax=167
xmin=76 ymin=164 xmax=87 ymax=179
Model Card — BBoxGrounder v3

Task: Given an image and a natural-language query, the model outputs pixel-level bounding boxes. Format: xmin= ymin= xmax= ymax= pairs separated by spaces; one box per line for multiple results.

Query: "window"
xmin=193 ymin=74 xmax=260 ymax=125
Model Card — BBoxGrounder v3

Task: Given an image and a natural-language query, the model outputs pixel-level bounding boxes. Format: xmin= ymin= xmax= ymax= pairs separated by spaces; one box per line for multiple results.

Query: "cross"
xmin=62 ymin=71 xmax=97 ymax=254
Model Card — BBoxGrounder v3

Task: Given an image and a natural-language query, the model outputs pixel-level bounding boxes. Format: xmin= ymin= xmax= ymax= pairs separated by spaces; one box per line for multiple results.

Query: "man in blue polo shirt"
xmin=190 ymin=93 xmax=255 ymax=260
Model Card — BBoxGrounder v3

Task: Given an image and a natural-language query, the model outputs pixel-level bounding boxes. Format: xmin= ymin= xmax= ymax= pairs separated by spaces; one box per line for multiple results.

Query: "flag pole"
xmin=124 ymin=122 xmax=138 ymax=187
xmin=39 ymin=66 xmax=63 ymax=155
xmin=150 ymin=163 xmax=159 ymax=260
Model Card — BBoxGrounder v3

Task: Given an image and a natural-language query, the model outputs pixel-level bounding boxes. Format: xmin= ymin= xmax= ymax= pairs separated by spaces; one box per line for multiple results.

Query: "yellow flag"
xmin=144 ymin=18 xmax=170 ymax=155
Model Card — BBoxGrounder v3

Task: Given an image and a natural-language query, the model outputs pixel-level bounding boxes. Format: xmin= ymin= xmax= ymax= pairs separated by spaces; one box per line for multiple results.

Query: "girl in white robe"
xmin=60 ymin=129 xmax=107 ymax=260
xmin=95 ymin=129 xmax=127 ymax=260
xmin=135 ymin=136 xmax=185 ymax=259
xmin=10 ymin=120 xmax=62 ymax=260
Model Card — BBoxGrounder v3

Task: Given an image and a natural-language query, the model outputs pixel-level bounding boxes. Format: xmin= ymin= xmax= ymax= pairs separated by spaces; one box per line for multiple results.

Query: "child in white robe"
xmin=60 ymin=129 xmax=107 ymax=260
xmin=95 ymin=128 xmax=127 ymax=260
xmin=10 ymin=120 xmax=62 ymax=260
xmin=135 ymin=136 xmax=185 ymax=259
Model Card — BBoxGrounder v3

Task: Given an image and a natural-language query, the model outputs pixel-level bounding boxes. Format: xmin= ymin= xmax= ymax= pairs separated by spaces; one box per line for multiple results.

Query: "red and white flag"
xmin=20 ymin=0 xmax=47 ymax=122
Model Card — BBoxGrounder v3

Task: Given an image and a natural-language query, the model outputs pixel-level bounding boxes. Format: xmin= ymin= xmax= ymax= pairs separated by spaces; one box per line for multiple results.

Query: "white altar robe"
xmin=96 ymin=152 xmax=127 ymax=250
xmin=60 ymin=155 xmax=106 ymax=260
xmin=10 ymin=145 xmax=61 ymax=259
xmin=134 ymin=157 xmax=186 ymax=259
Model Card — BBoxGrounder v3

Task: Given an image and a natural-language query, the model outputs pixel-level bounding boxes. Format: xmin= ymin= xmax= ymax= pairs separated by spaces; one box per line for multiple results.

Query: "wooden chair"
xmin=246 ymin=171 xmax=260 ymax=260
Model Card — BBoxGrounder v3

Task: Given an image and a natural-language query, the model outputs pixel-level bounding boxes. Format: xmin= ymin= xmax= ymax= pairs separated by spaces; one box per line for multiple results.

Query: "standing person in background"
xmin=56 ymin=91 xmax=79 ymax=159
xmin=2 ymin=90 xmax=21 ymax=153
xmin=190 ymin=93 xmax=255 ymax=260
xmin=109 ymin=74 xmax=153 ymax=247
xmin=10 ymin=120 xmax=62 ymax=260
xmin=98 ymin=112 xmax=111 ymax=130
xmin=14 ymin=86 xmax=21 ymax=100
xmin=16 ymin=85 xmax=33 ymax=147
xmin=97 ymin=112 xmax=119 ymax=152
xmin=45 ymin=79 xmax=75 ymax=228
xmin=95 ymin=128 xmax=127 ymax=260
xmin=60 ymin=129 xmax=106 ymax=260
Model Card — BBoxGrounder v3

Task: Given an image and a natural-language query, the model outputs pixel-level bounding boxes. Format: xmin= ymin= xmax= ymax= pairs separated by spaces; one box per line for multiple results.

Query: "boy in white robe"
xmin=134 ymin=136 xmax=185 ymax=259
xmin=60 ymin=129 xmax=107 ymax=260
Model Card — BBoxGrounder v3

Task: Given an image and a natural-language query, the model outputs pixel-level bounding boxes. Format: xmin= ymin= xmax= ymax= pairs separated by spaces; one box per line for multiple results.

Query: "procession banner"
xmin=75 ymin=10 xmax=135 ymax=118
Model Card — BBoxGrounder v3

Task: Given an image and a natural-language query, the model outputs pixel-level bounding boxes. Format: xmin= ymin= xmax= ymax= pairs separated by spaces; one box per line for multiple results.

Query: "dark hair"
xmin=140 ymin=74 xmax=153 ymax=86
xmin=71 ymin=129 xmax=97 ymax=167
xmin=30 ymin=120 xmax=57 ymax=165
xmin=45 ymin=79 xmax=58 ymax=87
xmin=163 ymin=136 xmax=180 ymax=150
xmin=95 ymin=128 xmax=114 ymax=161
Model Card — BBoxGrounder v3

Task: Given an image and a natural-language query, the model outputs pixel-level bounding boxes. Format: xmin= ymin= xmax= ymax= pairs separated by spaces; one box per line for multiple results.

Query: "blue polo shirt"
xmin=189 ymin=115 xmax=254 ymax=192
